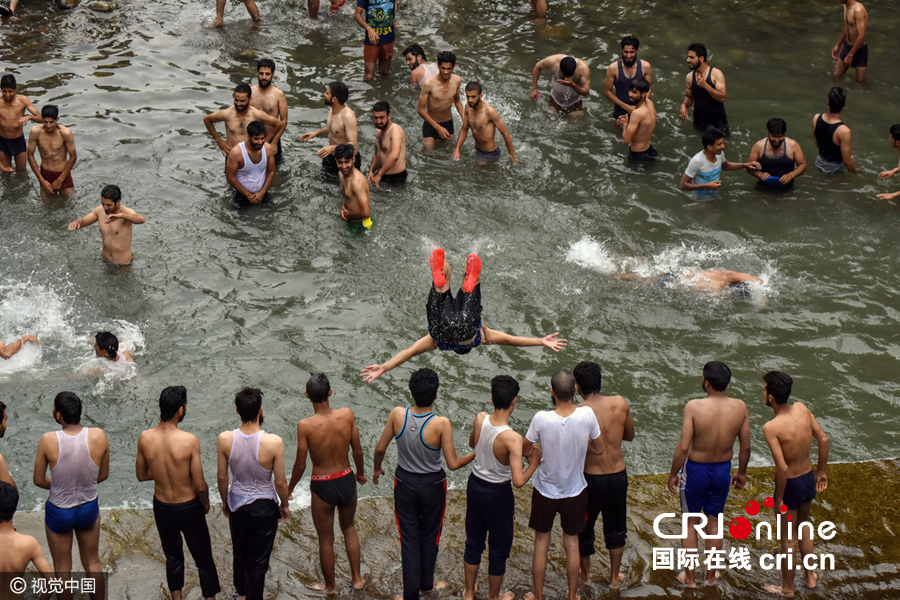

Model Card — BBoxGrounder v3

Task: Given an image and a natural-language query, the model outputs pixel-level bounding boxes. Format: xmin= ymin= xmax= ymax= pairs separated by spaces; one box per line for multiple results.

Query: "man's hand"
xmin=317 ymin=145 xmax=336 ymax=158
xmin=530 ymin=88 xmax=540 ymax=103
xmin=300 ymin=131 xmax=317 ymax=142
xmin=340 ymin=206 xmax=349 ymax=221
xmin=815 ymin=472 xmax=828 ymax=492
xmin=528 ymin=445 xmax=542 ymax=465
xmin=202 ymin=500 xmax=210 ymax=515
xmin=356 ymin=473 xmax=368 ymax=485
xmin=18 ymin=115 xmax=33 ymax=126
xmin=755 ymin=171 xmax=771 ymax=181
xmin=540 ymin=333 xmax=567 ymax=352
xmin=222 ymin=504 xmax=231 ymax=519
xmin=104 ymin=213 xmax=121 ymax=224
xmin=451 ymin=149 xmax=461 ymax=161
xmin=367 ymin=29 xmax=380 ymax=45
xmin=745 ymin=161 xmax=762 ymax=171
xmin=21 ymin=335 xmax=39 ymax=345
xmin=278 ymin=503 xmax=291 ymax=522
xmin=40 ymin=178 xmax=54 ymax=194
xmin=878 ymin=168 xmax=898 ymax=180
xmin=510 ymin=155 xmax=520 ymax=165
xmin=372 ymin=467 xmax=385 ymax=485
xmin=52 ymin=176 xmax=64 ymax=191
xmin=779 ymin=172 xmax=795 ymax=185
xmin=667 ymin=474 xmax=679 ymax=494
xmin=705 ymin=181 xmax=723 ymax=190
xmin=556 ymin=77 xmax=574 ymax=88
xmin=832 ymin=46 xmax=841 ymax=60
xmin=67 ymin=219 xmax=82 ymax=230
xmin=615 ymin=114 xmax=628 ymax=130
xmin=843 ymin=53 xmax=853 ymax=67
xmin=679 ymin=104 xmax=689 ymax=122
xmin=360 ymin=364 xmax=385 ymax=383
xmin=435 ymin=125 xmax=452 ymax=140
xmin=0 ymin=163 xmax=13 ymax=174
xmin=217 ymin=141 xmax=231 ymax=157
xmin=731 ymin=472 xmax=746 ymax=490
xmin=877 ymin=192 xmax=900 ymax=200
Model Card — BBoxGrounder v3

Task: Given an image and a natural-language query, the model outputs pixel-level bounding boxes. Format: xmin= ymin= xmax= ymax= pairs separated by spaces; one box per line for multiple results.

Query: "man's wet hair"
xmin=890 ymin=124 xmax=900 ymax=140
xmin=95 ymin=331 xmax=119 ymax=359
xmin=306 ymin=373 xmax=331 ymax=403
xmin=246 ymin=120 xmax=266 ymax=138
xmin=702 ymin=127 xmax=725 ymax=150
xmin=0 ymin=400 xmax=6 ymax=419
xmin=257 ymin=58 xmax=276 ymax=72
xmin=465 ymin=81 xmax=482 ymax=94
xmin=0 ymin=74 xmax=16 ymax=89
xmin=403 ymin=45 xmax=426 ymax=61
xmin=551 ymin=369 xmax=576 ymax=402
xmin=436 ymin=51 xmax=456 ymax=67
xmin=235 ymin=387 xmax=263 ymax=423
xmin=703 ymin=361 xmax=732 ymax=392
xmin=0 ymin=481 xmax=18 ymax=523
xmin=629 ymin=77 xmax=650 ymax=95
xmin=101 ymin=184 xmax=122 ymax=202
xmin=828 ymin=87 xmax=847 ymax=112
xmin=409 ymin=368 xmax=439 ymax=407
xmin=334 ymin=143 xmax=355 ymax=160
xmin=560 ymin=56 xmax=577 ymax=78
xmin=573 ymin=361 xmax=603 ymax=396
xmin=763 ymin=370 xmax=793 ymax=405
xmin=372 ymin=101 xmax=391 ymax=115
xmin=54 ymin=391 xmax=83 ymax=425
xmin=41 ymin=105 xmax=59 ymax=120
xmin=160 ymin=386 xmax=187 ymax=422
xmin=328 ymin=81 xmax=349 ymax=105
xmin=688 ymin=43 xmax=708 ymax=61
xmin=234 ymin=82 xmax=252 ymax=97
xmin=729 ymin=281 xmax=752 ymax=299
xmin=766 ymin=118 xmax=787 ymax=136
xmin=621 ymin=35 xmax=640 ymax=50
xmin=491 ymin=375 xmax=519 ymax=410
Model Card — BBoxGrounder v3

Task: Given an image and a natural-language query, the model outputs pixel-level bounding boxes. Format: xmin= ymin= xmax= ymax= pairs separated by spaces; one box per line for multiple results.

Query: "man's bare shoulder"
xmin=28 ymin=124 xmax=43 ymax=137
xmin=217 ymin=429 xmax=234 ymax=445
xmin=88 ymin=427 xmax=109 ymax=443
xmin=641 ymin=59 xmax=652 ymax=69
xmin=606 ymin=61 xmax=619 ymax=74
xmin=262 ymin=432 xmax=284 ymax=448
xmin=59 ymin=125 xmax=74 ymax=138
xmin=497 ymin=427 xmax=522 ymax=444
xmin=450 ymin=74 xmax=462 ymax=87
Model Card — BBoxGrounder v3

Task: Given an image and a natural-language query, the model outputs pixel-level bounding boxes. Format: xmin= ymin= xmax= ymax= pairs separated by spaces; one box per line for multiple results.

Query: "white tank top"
xmin=421 ymin=62 xmax=439 ymax=83
xmin=227 ymin=429 xmax=279 ymax=512
xmin=472 ymin=416 xmax=512 ymax=484
xmin=48 ymin=428 xmax=100 ymax=509
xmin=235 ymin=141 xmax=268 ymax=194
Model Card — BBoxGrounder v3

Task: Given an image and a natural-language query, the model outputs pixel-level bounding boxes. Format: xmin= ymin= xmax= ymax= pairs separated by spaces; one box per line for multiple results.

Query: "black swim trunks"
xmin=0 ymin=134 xmax=26 ymax=156
xmin=274 ymin=138 xmax=283 ymax=163
xmin=422 ymin=119 xmax=454 ymax=139
xmin=379 ymin=169 xmax=408 ymax=185
xmin=781 ymin=470 xmax=817 ymax=510
xmin=839 ymin=41 xmax=868 ymax=68
xmin=628 ymin=145 xmax=658 ymax=160
xmin=309 ymin=469 xmax=357 ymax=506
xmin=231 ymin=189 xmax=270 ymax=208
xmin=321 ymin=152 xmax=362 ymax=176
xmin=475 ymin=147 xmax=502 ymax=162
xmin=426 ymin=283 xmax=483 ymax=354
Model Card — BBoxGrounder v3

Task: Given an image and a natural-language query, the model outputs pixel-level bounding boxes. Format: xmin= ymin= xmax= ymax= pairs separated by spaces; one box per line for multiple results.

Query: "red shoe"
xmin=329 ymin=0 xmax=346 ymax=14
xmin=430 ymin=248 xmax=446 ymax=288
xmin=462 ymin=253 xmax=481 ymax=293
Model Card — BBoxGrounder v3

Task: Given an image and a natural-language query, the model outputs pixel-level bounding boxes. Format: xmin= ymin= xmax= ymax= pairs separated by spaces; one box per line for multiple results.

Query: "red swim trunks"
xmin=40 ymin=165 xmax=74 ymax=190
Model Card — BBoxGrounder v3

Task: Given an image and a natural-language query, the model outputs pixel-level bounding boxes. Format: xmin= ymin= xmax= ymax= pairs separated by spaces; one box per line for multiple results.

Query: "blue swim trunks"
xmin=680 ymin=459 xmax=731 ymax=515
xmin=781 ymin=470 xmax=817 ymax=510
xmin=45 ymin=497 xmax=100 ymax=534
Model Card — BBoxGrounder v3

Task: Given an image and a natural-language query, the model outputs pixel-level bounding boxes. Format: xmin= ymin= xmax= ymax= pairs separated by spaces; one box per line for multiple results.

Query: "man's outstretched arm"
xmin=360 ymin=334 xmax=438 ymax=382
xmin=481 ymin=326 xmax=566 ymax=351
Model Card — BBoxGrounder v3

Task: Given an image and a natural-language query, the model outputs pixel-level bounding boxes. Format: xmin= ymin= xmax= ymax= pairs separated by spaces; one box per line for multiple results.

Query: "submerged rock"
xmin=89 ymin=0 xmax=115 ymax=10
xmin=56 ymin=0 xmax=79 ymax=9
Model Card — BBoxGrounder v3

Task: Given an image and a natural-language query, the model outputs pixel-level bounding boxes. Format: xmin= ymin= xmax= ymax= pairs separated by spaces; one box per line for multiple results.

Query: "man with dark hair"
xmin=746 ymin=118 xmax=807 ymax=189
xmin=452 ymin=82 xmax=519 ymax=164
xmin=0 ymin=481 xmax=54 ymax=589
xmin=226 ymin=120 xmax=276 ymax=208
xmin=0 ymin=334 xmax=39 ymax=361
xmin=573 ymin=361 xmax=634 ymax=590
xmin=523 ymin=370 xmax=602 ymax=600
xmin=404 ymin=45 xmax=438 ymax=86
xmin=93 ymin=331 xmax=135 ymax=365
xmin=0 ymin=401 xmax=15 ymax=487
xmin=616 ymin=78 xmax=656 ymax=160
xmin=336 ymin=142 xmax=371 ymax=231
xmin=137 ymin=386 xmax=220 ymax=600
xmin=463 ymin=375 xmax=540 ymax=600
xmin=0 ymin=74 xmax=40 ymax=173
xmin=354 ymin=0 xmax=396 ymax=81
xmin=207 ymin=0 xmax=261 ymax=27
xmin=217 ymin=388 xmax=290 ymax=600
xmin=530 ymin=54 xmax=591 ymax=116
xmin=666 ymin=361 xmax=750 ymax=588
xmin=679 ymin=43 xmax=728 ymax=135
xmin=26 ymin=104 xmax=77 ymax=198
xmin=832 ymin=0 xmax=868 ymax=82
xmin=361 ymin=249 xmax=567 ymax=382
xmin=301 ymin=82 xmax=361 ymax=176
xmin=372 ymin=368 xmax=474 ymax=600
xmin=369 ymin=101 xmax=407 ymax=186
xmin=288 ymin=374 xmax=367 ymax=594
xmin=679 ymin=128 xmax=760 ymax=192
xmin=67 ymin=185 xmax=146 ymax=267
xmin=250 ymin=59 xmax=287 ymax=163
xmin=877 ymin=124 xmax=900 ymax=200
xmin=204 ymin=83 xmax=283 ymax=159
xmin=761 ymin=371 xmax=830 ymax=597
xmin=812 ymin=87 xmax=858 ymax=174
xmin=34 ymin=391 xmax=109 ymax=598
xmin=417 ymin=51 xmax=464 ymax=150
xmin=604 ymin=35 xmax=652 ymax=120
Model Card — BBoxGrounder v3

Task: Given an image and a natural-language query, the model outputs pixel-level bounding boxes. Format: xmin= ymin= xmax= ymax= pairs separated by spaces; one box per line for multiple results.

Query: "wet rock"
xmin=56 ymin=0 xmax=79 ymax=9
xmin=89 ymin=0 xmax=115 ymax=11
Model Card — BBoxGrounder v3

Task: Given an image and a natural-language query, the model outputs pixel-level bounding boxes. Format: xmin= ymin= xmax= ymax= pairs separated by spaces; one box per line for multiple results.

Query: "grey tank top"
xmin=227 ymin=429 xmax=279 ymax=512
xmin=396 ymin=409 xmax=443 ymax=474
xmin=550 ymin=64 xmax=581 ymax=108
xmin=48 ymin=428 xmax=100 ymax=509
xmin=473 ymin=416 xmax=512 ymax=484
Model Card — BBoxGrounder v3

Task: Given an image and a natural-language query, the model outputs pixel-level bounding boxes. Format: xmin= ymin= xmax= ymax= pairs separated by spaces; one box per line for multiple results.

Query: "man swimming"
xmin=67 ymin=184 xmax=146 ymax=267
xmin=452 ymin=82 xmax=519 ymax=164
xmin=250 ymin=59 xmax=288 ymax=163
xmin=614 ymin=268 xmax=763 ymax=296
xmin=0 ymin=74 xmax=40 ymax=173
xmin=530 ymin=55 xmax=590 ymax=117
xmin=417 ymin=51 xmax=464 ymax=151
xmin=368 ymin=102 xmax=407 ymax=187
xmin=360 ymin=249 xmax=566 ymax=382
xmin=203 ymin=83 xmax=283 ymax=159
xmin=26 ymin=104 xmax=77 ymax=198
xmin=616 ymin=78 xmax=656 ymax=160
xmin=93 ymin=331 xmax=135 ymax=365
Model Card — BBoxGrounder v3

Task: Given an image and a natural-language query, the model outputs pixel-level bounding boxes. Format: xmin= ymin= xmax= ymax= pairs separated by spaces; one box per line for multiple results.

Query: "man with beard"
xmin=616 ymin=78 xmax=656 ymax=160
xmin=336 ymin=143 xmax=371 ymax=231
xmin=604 ymin=35 xmax=652 ymax=120
xmin=301 ymin=82 xmax=361 ymax=177
xmin=226 ymin=120 xmax=276 ymax=208
xmin=417 ymin=51 xmax=465 ymax=151
xmin=403 ymin=45 xmax=439 ymax=87
xmin=250 ymin=59 xmax=288 ymax=163
xmin=832 ymin=0 xmax=868 ymax=82
xmin=203 ymin=83 xmax=284 ymax=160
xmin=137 ymin=386 xmax=221 ymax=600
xmin=452 ymin=82 xmax=519 ymax=164
xmin=0 ymin=74 xmax=40 ymax=173
xmin=27 ymin=105 xmax=77 ymax=199
xmin=530 ymin=55 xmax=591 ymax=117
xmin=0 ymin=402 xmax=15 ymax=487
xmin=368 ymin=102 xmax=407 ymax=187
xmin=679 ymin=43 xmax=729 ymax=136
xmin=67 ymin=184 xmax=146 ymax=267
xmin=812 ymin=87 xmax=858 ymax=174
xmin=745 ymin=118 xmax=807 ymax=189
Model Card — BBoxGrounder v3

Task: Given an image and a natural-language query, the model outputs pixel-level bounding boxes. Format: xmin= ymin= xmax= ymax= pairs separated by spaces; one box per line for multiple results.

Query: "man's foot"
xmin=462 ymin=253 xmax=481 ymax=293
xmin=609 ymin=572 xmax=625 ymax=590
xmin=704 ymin=569 xmax=720 ymax=587
xmin=462 ymin=584 xmax=477 ymax=600
xmin=676 ymin=571 xmax=696 ymax=589
xmin=205 ymin=16 xmax=223 ymax=26
xmin=433 ymin=582 xmax=447 ymax=590
xmin=763 ymin=584 xmax=794 ymax=598
xmin=430 ymin=248 xmax=446 ymax=288
xmin=0 ymin=3 xmax=13 ymax=16
xmin=523 ymin=593 xmax=537 ymax=600
xmin=804 ymin=570 xmax=818 ymax=589
xmin=498 ymin=592 xmax=514 ymax=600
xmin=351 ymin=575 xmax=365 ymax=590
xmin=311 ymin=583 xmax=337 ymax=594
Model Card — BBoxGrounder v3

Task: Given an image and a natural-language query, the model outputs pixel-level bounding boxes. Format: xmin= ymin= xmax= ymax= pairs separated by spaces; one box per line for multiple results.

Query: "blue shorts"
xmin=45 ymin=497 xmax=100 ymax=534
xmin=680 ymin=459 xmax=731 ymax=516
xmin=781 ymin=470 xmax=817 ymax=510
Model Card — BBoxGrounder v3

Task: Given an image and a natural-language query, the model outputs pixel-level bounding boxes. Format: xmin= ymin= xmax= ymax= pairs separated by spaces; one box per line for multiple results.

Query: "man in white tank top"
xmin=226 ymin=120 xmax=276 ymax=208
xmin=403 ymin=45 xmax=439 ymax=87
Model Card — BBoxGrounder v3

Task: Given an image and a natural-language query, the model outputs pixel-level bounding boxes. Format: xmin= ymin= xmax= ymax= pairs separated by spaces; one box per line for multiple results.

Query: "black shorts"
xmin=422 ymin=119 xmax=454 ymax=139
xmin=0 ymin=134 xmax=26 ymax=156
xmin=310 ymin=469 xmax=357 ymax=507
xmin=840 ymin=41 xmax=868 ymax=68
xmin=781 ymin=470 xmax=817 ymax=510
xmin=629 ymin=145 xmax=657 ymax=160
xmin=426 ymin=284 xmax=483 ymax=354
xmin=231 ymin=189 xmax=270 ymax=208
xmin=694 ymin=119 xmax=730 ymax=137
xmin=578 ymin=470 xmax=628 ymax=555
xmin=528 ymin=487 xmax=588 ymax=535
xmin=379 ymin=169 xmax=408 ymax=185
xmin=322 ymin=151 xmax=362 ymax=175
xmin=274 ymin=138 xmax=283 ymax=163
xmin=475 ymin=147 xmax=502 ymax=162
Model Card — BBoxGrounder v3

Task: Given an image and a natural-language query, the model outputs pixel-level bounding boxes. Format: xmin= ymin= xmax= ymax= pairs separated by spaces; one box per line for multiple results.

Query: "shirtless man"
xmin=67 ymin=185 xmax=146 ymax=267
xmin=530 ymin=54 xmax=591 ymax=117
xmin=876 ymin=124 xmax=900 ymax=201
xmin=574 ymin=361 xmax=634 ymax=590
xmin=26 ymin=104 xmax=77 ymax=198
xmin=679 ymin=44 xmax=728 ymax=135
xmin=0 ymin=74 xmax=40 ymax=173
xmin=667 ymin=362 xmax=751 ymax=588
xmin=0 ymin=401 xmax=15 ymax=487
xmin=336 ymin=143 xmax=371 ymax=231
xmin=1 ymin=334 xmax=39 ymax=361
xmin=250 ymin=59 xmax=288 ymax=163
xmin=403 ymin=45 xmax=439 ymax=87
xmin=225 ymin=120 xmax=276 ymax=207
xmin=614 ymin=268 xmax=763 ymax=296
xmin=287 ymin=374 xmax=366 ymax=594
xmin=206 ymin=0 xmax=261 ymax=27
xmin=616 ymin=78 xmax=656 ymax=160
xmin=203 ymin=83 xmax=283 ymax=159
xmin=812 ymin=87 xmax=858 ymax=174
xmin=746 ymin=118 xmax=807 ymax=189
xmin=136 ymin=386 xmax=220 ymax=600
xmin=300 ymin=81 xmax=361 ymax=176
xmin=452 ymin=82 xmax=519 ymax=164
xmin=93 ymin=331 xmax=135 ymax=365
xmin=832 ymin=0 xmax=868 ymax=82
xmin=604 ymin=36 xmax=652 ymax=120
xmin=0 ymin=482 xmax=54 ymax=596
xmin=761 ymin=371 xmax=829 ymax=598
xmin=368 ymin=101 xmax=407 ymax=186
xmin=417 ymin=51 xmax=464 ymax=151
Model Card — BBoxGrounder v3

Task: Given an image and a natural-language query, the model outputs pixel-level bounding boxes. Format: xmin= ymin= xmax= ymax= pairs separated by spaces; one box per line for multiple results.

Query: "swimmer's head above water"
xmin=94 ymin=331 xmax=119 ymax=361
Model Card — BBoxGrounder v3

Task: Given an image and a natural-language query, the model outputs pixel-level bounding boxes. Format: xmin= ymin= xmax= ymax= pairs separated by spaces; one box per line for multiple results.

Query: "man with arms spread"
xmin=666 ymin=361 xmax=750 ymax=588
xmin=288 ymin=374 xmax=366 ymax=593
xmin=604 ymin=35 xmax=652 ymax=120
xmin=27 ymin=104 xmax=77 ymax=198
xmin=616 ymin=78 xmax=656 ymax=160
xmin=812 ymin=87 xmax=858 ymax=174
xmin=530 ymin=55 xmax=590 ymax=117
xmin=250 ymin=59 xmax=288 ymax=163
xmin=368 ymin=101 xmax=407 ymax=186
xmin=746 ymin=118 xmax=807 ymax=189
xmin=0 ymin=74 xmax=40 ymax=173
xmin=832 ymin=0 xmax=868 ymax=82
xmin=452 ymin=82 xmax=519 ymax=164
xmin=0 ymin=401 xmax=15 ymax=487
xmin=573 ymin=361 xmax=634 ymax=590
xmin=33 ymin=391 xmax=109 ymax=598
xmin=463 ymin=375 xmax=541 ymax=600
xmin=301 ymin=81 xmax=361 ymax=176
xmin=136 ymin=386 xmax=220 ymax=600
xmin=403 ymin=45 xmax=439 ymax=87
xmin=226 ymin=120 xmax=276 ymax=208
xmin=354 ymin=0 xmax=396 ymax=81
xmin=876 ymin=124 xmax=900 ymax=200
xmin=0 ymin=482 xmax=54 ymax=595
xmin=67 ymin=185 xmax=146 ymax=267
xmin=373 ymin=368 xmax=474 ymax=600
xmin=679 ymin=43 xmax=728 ymax=136
xmin=417 ymin=51 xmax=464 ymax=151
xmin=217 ymin=388 xmax=290 ymax=600
xmin=336 ymin=143 xmax=372 ymax=231
xmin=203 ymin=83 xmax=283 ymax=160
xmin=679 ymin=128 xmax=760 ymax=192
xmin=1 ymin=334 xmax=39 ymax=361
xmin=761 ymin=371 xmax=829 ymax=598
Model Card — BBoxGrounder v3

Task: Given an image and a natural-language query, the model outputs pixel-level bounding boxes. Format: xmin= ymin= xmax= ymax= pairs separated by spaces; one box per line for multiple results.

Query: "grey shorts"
xmin=475 ymin=146 xmax=502 ymax=162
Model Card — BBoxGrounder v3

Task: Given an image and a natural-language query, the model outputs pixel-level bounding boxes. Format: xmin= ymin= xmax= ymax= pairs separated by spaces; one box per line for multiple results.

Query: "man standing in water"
xmin=616 ymin=78 xmax=656 ymax=160
xmin=288 ymin=374 xmax=367 ymax=594
xmin=832 ymin=0 xmax=868 ymax=82
xmin=679 ymin=129 xmax=760 ymax=192
xmin=417 ymin=51 xmax=464 ymax=151
xmin=604 ymin=35 xmax=652 ymax=120
xmin=67 ymin=185 xmax=147 ymax=267
xmin=336 ymin=143 xmax=371 ymax=231
xmin=250 ymin=59 xmax=288 ymax=163
xmin=368 ymin=102 xmax=407 ymax=186
xmin=679 ymin=43 xmax=729 ymax=136
xmin=26 ymin=105 xmax=77 ymax=198
xmin=745 ymin=118 xmax=807 ymax=189
xmin=876 ymin=124 xmax=900 ymax=200
xmin=666 ymin=361 xmax=751 ymax=588
xmin=530 ymin=55 xmax=591 ymax=117
xmin=225 ymin=120 xmax=276 ymax=207
xmin=0 ymin=74 xmax=40 ymax=173
xmin=301 ymin=82 xmax=361 ymax=176
xmin=0 ymin=482 xmax=54 ymax=591
xmin=0 ymin=334 xmax=39 ymax=361
xmin=760 ymin=371 xmax=830 ymax=598
xmin=206 ymin=0 xmax=261 ymax=27
xmin=452 ymin=82 xmax=519 ymax=164
xmin=203 ymin=84 xmax=284 ymax=159
xmin=354 ymin=0 xmax=396 ymax=81
xmin=812 ymin=87 xmax=858 ymax=174
xmin=136 ymin=386 xmax=221 ymax=600
xmin=403 ymin=45 xmax=439 ymax=87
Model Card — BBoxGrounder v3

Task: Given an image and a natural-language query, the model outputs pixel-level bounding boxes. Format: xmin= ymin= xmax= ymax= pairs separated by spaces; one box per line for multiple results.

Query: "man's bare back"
xmin=763 ymin=402 xmax=819 ymax=479
xmin=137 ymin=425 xmax=205 ymax=504
xmin=580 ymin=394 xmax=634 ymax=475
xmin=683 ymin=395 xmax=749 ymax=463
xmin=301 ymin=408 xmax=358 ymax=476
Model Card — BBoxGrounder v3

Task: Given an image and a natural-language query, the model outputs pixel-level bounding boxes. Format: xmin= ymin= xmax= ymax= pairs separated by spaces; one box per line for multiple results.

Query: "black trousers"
xmin=463 ymin=473 xmax=514 ymax=576
xmin=228 ymin=498 xmax=280 ymax=600
xmin=578 ymin=470 xmax=628 ymax=555
xmin=153 ymin=497 xmax=221 ymax=598
xmin=394 ymin=465 xmax=447 ymax=600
